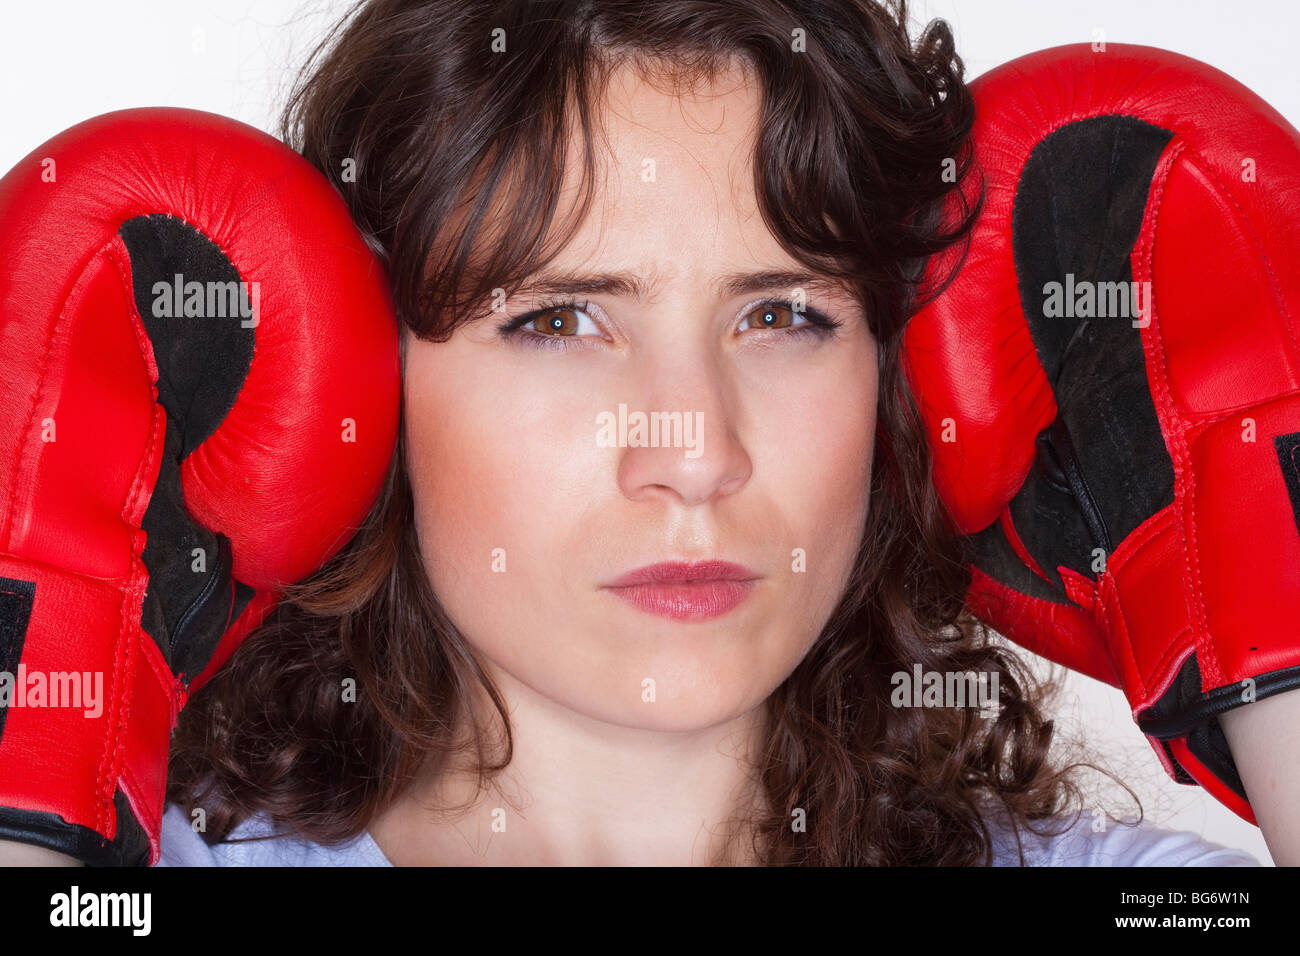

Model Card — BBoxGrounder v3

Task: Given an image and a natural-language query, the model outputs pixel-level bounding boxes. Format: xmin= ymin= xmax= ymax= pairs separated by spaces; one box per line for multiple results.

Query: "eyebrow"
xmin=510 ymin=268 xmax=852 ymax=302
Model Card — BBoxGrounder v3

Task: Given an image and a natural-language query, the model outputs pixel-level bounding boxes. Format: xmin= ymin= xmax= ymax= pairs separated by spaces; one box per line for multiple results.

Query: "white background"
xmin=2 ymin=1 xmax=1291 ymax=863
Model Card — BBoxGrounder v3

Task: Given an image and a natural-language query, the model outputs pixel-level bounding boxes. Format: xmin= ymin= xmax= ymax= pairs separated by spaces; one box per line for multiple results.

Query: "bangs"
xmin=282 ymin=0 xmax=976 ymax=346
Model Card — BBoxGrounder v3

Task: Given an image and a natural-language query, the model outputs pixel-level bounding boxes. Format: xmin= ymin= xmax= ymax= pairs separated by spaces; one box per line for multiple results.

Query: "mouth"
xmin=602 ymin=561 xmax=761 ymax=622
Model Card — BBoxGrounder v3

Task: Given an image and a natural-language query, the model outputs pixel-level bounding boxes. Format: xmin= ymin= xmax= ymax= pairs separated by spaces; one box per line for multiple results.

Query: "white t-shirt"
xmin=153 ymin=801 xmax=1262 ymax=866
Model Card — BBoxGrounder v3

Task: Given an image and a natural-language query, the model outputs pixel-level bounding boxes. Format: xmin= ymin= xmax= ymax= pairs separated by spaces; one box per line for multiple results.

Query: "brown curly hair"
xmin=167 ymin=0 xmax=1125 ymax=864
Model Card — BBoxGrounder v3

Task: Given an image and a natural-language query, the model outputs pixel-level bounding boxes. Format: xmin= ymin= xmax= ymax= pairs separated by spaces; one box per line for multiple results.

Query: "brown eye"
xmin=742 ymin=303 xmax=801 ymax=331
xmin=532 ymin=308 xmax=581 ymax=335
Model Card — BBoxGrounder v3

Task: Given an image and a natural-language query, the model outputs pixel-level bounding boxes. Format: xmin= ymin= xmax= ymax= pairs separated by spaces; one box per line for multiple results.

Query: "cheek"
xmin=401 ymin=340 xmax=605 ymax=635
xmin=743 ymin=345 xmax=878 ymax=596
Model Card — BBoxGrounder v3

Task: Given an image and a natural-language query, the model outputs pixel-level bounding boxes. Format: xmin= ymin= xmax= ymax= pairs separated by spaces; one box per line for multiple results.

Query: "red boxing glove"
xmin=0 ymin=108 xmax=400 ymax=864
xmin=904 ymin=43 xmax=1300 ymax=823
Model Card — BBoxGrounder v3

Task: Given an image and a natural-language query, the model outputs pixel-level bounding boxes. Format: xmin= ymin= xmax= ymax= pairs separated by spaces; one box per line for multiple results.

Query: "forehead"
xmin=544 ymin=58 xmax=794 ymax=290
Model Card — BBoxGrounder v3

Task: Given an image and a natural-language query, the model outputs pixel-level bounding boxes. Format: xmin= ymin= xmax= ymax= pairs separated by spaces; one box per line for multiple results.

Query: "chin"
xmin=466 ymin=600 xmax=811 ymax=733
xmin=544 ymin=646 xmax=784 ymax=733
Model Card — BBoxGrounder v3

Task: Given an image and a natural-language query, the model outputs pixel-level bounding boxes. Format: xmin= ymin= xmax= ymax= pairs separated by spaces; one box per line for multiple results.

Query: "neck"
xmin=369 ymin=663 xmax=769 ymax=866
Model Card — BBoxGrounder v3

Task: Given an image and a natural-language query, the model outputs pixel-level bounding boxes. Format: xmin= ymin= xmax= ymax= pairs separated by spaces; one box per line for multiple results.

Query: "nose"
xmin=613 ymin=352 xmax=752 ymax=507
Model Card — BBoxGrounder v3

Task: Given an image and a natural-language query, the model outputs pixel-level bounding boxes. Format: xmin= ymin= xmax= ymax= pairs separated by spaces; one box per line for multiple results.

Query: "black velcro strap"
xmin=1275 ymin=430 xmax=1300 ymax=539
xmin=0 ymin=576 xmax=36 ymax=742
xmin=0 ymin=794 xmax=150 ymax=867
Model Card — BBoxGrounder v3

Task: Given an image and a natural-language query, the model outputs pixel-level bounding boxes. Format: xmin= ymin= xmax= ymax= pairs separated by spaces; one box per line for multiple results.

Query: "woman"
xmin=157 ymin=0 xmax=1256 ymax=865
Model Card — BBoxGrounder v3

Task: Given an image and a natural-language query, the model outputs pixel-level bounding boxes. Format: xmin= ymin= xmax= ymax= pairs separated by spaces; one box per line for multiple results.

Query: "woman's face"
xmin=403 ymin=62 xmax=877 ymax=732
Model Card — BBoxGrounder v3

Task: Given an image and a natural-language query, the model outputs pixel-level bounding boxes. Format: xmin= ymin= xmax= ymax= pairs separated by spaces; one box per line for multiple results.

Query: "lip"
xmin=603 ymin=561 xmax=760 ymax=621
